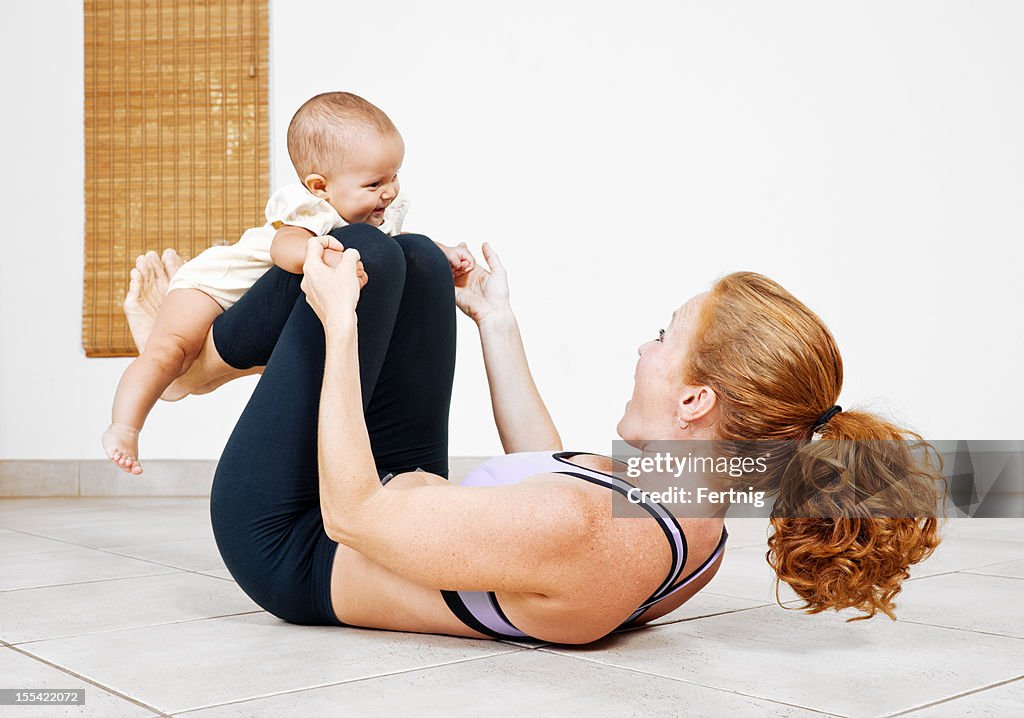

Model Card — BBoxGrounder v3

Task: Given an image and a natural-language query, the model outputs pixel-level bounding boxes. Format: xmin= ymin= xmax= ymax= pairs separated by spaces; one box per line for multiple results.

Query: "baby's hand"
xmin=437 ymin=241 xmax=476 ymax=278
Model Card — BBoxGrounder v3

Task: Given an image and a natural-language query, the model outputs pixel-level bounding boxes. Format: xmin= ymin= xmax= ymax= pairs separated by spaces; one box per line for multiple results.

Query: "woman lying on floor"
xmin=201 ymin=223 xmax=942 ymax=644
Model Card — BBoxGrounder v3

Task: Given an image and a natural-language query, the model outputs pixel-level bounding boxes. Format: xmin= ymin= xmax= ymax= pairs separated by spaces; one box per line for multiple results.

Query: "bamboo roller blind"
xmin=83 ymin=0 xmax=269 ymax=357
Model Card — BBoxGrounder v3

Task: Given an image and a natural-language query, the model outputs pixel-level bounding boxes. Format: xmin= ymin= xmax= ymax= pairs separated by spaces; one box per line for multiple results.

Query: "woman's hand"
xmin=454 ymin=242 xmax=510 ymax=325
xmin=300 ymin=236 xmax=368 ymax=330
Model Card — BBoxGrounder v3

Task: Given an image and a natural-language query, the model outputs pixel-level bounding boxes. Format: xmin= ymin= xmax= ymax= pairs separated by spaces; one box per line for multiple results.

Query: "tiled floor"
xmin=1 ymin=498 xmax=1021 ymax=717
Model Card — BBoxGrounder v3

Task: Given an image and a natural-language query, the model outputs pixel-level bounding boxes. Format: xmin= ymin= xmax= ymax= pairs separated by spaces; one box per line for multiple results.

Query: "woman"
xmin=208 ymin=223 xmax=943 ymax=645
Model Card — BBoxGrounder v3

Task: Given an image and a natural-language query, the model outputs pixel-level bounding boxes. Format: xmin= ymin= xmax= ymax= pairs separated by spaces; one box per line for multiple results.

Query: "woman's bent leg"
xmin=365 ymin=233 xmax=457 ymax=477
xmin=209 ymin=224 xmax=407 ymax=625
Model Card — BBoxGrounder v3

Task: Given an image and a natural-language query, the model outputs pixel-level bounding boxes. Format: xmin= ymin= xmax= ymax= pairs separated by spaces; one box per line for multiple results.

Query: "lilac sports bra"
xmin=436 ymin=451 xmax=729 ymax=640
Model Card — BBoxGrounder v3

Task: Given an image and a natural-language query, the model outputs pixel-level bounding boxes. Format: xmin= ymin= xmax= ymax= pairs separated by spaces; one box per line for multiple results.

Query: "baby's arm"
xmin=270 ymin=224 xmax=316 ymax=274
xmin=272 ymin=224 xmax=349 ymax=273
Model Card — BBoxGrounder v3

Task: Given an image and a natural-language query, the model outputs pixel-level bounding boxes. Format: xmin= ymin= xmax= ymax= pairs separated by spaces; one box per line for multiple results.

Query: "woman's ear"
xmin=303 ymin=173 xmax=329 ymax=198
xmin=676 ymin=384 xmax=717 ymax=426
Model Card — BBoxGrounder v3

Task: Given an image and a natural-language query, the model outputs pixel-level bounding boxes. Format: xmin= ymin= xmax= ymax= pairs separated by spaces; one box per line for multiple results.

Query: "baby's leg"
xmin=102 ymin=288 xmax=223 ymax=474
xmin=166 ymin=325 xmax=262 ymax=399
xmin=167 ymin=266 xmax=313 ymax=397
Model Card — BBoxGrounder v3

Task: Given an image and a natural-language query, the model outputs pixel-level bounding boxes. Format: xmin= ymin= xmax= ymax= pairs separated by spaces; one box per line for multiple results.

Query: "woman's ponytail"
xmin=767 ymin=410 xmax=944 ymax=621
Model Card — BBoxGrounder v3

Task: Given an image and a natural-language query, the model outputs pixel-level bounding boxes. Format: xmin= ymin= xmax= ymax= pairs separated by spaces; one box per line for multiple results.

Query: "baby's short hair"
xmin=286 ymin=91 xmax=398 ymax=179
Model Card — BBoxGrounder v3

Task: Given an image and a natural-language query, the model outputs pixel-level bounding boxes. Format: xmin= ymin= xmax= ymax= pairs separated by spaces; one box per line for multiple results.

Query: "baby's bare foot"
xmin=124 ymin=250 xmax=174 ymax=352
xmin=101 ymin=423 xmax=144 ymax=475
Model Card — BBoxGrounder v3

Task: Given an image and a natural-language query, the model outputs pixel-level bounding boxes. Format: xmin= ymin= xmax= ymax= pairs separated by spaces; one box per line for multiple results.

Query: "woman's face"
xmin=616 ymin=293 xmax=709 ymax=447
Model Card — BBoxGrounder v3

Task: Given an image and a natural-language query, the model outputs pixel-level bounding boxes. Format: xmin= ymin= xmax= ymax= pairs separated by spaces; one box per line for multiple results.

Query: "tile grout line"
xmin=883 ymin=673 xmax=1024 ymax=717
xmin=692 ymin=589 xmax=804 ymax=607
xmin=9 ymin=610 xmax=266 ymax=648
xmin=893 ymin=618 xmax=1024 ymax=642
xmin=0 ymin=524 xmax=232 ymax=580
xmin=958 ymin=569 xmax=1024 ymax=581
xmin=907 ymin=562 xmax=1024 ymax=583
xmin=91 ymin=546 xmax=230 ymax=579
xmin=531 ymin=648 xmax=843 ymax=717
xmin=162 ymin=649 xmax=530 ymax=716
xmin=0 ymin=569 xmax=183 ymax=594
xmin=621 ymin=601 xmax=779 ymax=631
xmin=3 ymin=642 xmax=171 ymax=717
xmin=0 ymin=551 xmax=217 ymax=591
xmin=0 ymin=525 xmax=175 ymax=554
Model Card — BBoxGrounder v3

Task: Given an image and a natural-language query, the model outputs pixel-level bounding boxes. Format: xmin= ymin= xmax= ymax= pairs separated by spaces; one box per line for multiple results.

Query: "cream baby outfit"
xmin=167 ymin=183 xmax=410 ymax=310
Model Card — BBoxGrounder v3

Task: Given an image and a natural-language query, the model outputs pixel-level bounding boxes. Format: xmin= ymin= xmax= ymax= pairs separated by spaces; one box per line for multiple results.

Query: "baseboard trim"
xmin=0 ymin=458 xmax=488 ymax=497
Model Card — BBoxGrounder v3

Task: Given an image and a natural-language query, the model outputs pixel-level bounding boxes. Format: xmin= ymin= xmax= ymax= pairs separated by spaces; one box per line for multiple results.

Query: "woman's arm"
xmin=302 ymin=238 xmax=589 ymax=595
xmin=455 ymin=244 xmax=562 ymax=453
xmin=477 ymin=310 xmax=562 ymax=453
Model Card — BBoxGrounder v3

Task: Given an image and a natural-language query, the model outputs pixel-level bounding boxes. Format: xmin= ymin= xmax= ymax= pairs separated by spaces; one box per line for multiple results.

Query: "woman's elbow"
xmin=321 ymin=491 xmax=382 ymax=547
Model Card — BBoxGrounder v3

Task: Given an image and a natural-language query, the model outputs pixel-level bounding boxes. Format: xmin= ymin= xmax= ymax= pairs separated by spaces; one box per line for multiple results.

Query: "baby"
xmin=102 ymin=91 xmax=473 ymax=475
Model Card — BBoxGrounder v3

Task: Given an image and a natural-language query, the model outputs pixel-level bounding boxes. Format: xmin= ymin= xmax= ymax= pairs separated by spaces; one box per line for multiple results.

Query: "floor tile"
xmin=647 ymin=590 xmax=769 ymax=626
xmin=121 ymin=498 xmax=210 ymax=514
xmin=540 ymin=604 xmax=1024 ymax=718
xmin=0 ymin=501 xmax=168 ymax=531
xmin=894 ymin=572 xmax=1024 ymax=638
xmin=711 ymin=533 xmax=1024 ymax=605
xmin=196 ymin=568 xmax=234 ymax=581
xmin=103 ymin=536 xmax=226 ymax=572
xmin=908 ymin=536 xmax=1024 ymax=579
xmin=937 ymin=518 xmax=1024 ymax=543
xmin=3 ymin=497 xmax=1022 ymax=717
xmin=20 ymin=613 xmax=519 ymax=715
xmin=173 ymin=648 xmax=824 ymax=718
xmin=10 ymin=513 xmax=215 ymax=550
xmin=0 ymin=529 xmax=83 ymax=556
xmin=700 ymin=545 xmax=800 ymax=604
xmin=0 ymin=546 xmax=178 ymax=592
xmin=0 ymin=498 xmax=145 ymax=509
xmin=961 ymin=558 xmax=1024 ymax=579
xmin=0 ymin=572 xmax=258 ymax=644
xmin=907 ymin=677 xmax=1024 ymax=716
xmin=722 ymin=518 xmax=771 ymax=548
xmin=0 ymin=646 xmax=159 ymax=717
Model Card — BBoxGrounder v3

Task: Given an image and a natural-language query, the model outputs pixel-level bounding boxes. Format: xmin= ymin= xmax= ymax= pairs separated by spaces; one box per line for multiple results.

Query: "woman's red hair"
xmin=686 ymin=272 xmax=943 ymax=621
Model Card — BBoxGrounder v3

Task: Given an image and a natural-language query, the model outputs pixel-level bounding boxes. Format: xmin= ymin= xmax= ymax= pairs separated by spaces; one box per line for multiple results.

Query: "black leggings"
xmin=208 ymin=224 xmax=456 ymax=626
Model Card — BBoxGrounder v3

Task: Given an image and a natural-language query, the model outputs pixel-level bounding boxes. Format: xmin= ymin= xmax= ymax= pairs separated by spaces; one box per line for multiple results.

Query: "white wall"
xmin=1 ymin=0 xmax=1021 ymax=460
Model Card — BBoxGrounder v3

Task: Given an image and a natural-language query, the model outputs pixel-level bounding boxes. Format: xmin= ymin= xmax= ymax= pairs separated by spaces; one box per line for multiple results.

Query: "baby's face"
xmin=323 ymin=131 xmax=405 ymax=226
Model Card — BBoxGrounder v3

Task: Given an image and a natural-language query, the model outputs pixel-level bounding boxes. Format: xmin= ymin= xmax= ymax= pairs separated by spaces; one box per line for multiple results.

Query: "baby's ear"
xmin=303 ymin=173 xmax=329 ymax=197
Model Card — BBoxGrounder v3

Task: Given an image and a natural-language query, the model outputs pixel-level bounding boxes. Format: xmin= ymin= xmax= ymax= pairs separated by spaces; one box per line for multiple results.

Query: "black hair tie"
xmin=812 ymin=405 xmax=842 ymax=431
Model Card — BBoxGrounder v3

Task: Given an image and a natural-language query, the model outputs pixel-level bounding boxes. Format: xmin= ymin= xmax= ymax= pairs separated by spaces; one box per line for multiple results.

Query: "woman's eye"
xmin=657 ymin=328 xmax=665 ymax=342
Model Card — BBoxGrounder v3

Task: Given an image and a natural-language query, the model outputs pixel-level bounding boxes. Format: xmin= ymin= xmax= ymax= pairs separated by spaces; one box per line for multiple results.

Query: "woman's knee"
xmin=394 ymin=234 xmax=451 ymax=284
xmin=328 ymin=224 xmax=405 ymax=277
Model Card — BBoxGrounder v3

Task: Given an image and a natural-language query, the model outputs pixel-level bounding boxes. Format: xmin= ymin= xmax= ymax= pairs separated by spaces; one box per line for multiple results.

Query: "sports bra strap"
xmin=550 ymin=452 xmax=690 ymax=605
